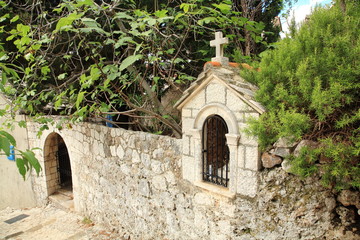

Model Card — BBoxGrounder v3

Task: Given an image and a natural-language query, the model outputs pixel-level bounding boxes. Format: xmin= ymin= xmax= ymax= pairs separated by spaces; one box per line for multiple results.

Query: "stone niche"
xmin=175 ymin=63 xmax=265 ymax=198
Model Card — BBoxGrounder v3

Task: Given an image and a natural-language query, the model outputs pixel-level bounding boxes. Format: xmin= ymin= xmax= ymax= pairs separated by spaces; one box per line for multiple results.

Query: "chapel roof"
xmin=174 ymin=62 xmax=266 ymax=114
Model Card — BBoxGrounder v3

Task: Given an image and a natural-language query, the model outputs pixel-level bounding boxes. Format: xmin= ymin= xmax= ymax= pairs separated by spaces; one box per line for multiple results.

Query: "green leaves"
xmin=0 ymin=131 xmax=16 ymax=156
xmin=119 ymin=54 xmax=143 ymax=72
xmin=55 ymin=12 xmax=83 ymax=32
xmin=15 ymin=150 xmax=42 ymax=180
xmin=1 ymin=0 xmax=274 ymax=145
xmin=212 ymin=3 xmax=231 ymax=14
xmin=0 ymin=130 xmax=41 ymax=180
xmin=76 ymin=91 xmax=86 ymax=109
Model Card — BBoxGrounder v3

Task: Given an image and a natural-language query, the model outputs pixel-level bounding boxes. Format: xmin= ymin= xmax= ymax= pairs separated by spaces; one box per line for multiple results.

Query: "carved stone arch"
xmin=43 ymin=132 xmax=72 ymax=196
xmin=194 ymin=103 xmax=239 ymax=135
xmin=191 ymin=103 xmax=240 ymax=196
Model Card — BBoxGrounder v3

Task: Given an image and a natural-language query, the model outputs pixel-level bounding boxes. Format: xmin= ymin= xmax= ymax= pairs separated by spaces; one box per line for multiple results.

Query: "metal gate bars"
xmin=202 ymin=115 xmax=230 ymax=187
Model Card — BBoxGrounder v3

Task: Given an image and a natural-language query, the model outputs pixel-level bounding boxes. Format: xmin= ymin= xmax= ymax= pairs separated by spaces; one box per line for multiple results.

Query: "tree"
xmin=244 ymin=0 xmax=360 ymax=190
xmin=232 ymin=0 xmax=294 ymax=58
xmin=0 ymin=0 xmax=271 ymax=137
xmin=0 ymin=0 xmax=291 ymax=177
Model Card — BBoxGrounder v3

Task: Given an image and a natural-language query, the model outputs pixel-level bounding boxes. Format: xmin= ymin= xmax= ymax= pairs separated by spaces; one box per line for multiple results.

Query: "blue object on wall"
xmin=7 ymin=145 xmax=15 ymax=161
xmin=106 ymin=115 xmax=113 ymax=128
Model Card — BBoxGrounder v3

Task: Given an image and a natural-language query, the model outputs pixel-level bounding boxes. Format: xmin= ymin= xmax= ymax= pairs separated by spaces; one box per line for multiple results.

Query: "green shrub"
xmin=244 ymin=0 xmax=360 ymax=190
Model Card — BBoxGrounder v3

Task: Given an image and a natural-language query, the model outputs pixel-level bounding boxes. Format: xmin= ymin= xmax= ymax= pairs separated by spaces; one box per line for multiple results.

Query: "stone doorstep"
xmin=48 ymin=190 xmax=74 ymax=212
xmin=57 ymin=188 xmax=74 ymax=199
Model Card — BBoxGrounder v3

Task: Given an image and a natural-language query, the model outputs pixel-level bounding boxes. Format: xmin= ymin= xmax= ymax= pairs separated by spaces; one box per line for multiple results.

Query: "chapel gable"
xmin=174 ymin=33 xmax=265 ymax=197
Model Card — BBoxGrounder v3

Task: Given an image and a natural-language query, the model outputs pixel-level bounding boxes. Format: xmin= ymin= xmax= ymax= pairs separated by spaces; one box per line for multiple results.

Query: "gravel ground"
xmin=0 ymin=204 xmax=125 ymax=240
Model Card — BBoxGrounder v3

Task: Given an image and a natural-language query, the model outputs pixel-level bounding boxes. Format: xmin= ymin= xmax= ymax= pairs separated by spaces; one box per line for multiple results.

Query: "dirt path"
xmin=0 ymin=204 xmax=125 ymax=240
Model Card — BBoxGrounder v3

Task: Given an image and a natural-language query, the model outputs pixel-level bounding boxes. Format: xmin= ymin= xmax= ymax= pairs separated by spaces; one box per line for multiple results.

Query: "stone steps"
xmin=48 ymin=189 xmax=74 ymax=212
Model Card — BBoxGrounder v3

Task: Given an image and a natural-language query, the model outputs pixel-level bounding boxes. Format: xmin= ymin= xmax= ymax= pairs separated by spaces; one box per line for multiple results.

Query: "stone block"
xmin=138 ymin=179 xmax=151 ymax=198
xmin=94 ymin=130 xmax=100 ymax=141
xmin=234 ymin=111 xmax=244 ymax=123
xmin=194 ymin=209 xmax=209 ymax=235
xmin=210 ymin=233 xmax=228 ymax=240
xmin=151 ymin=160 xmax=163 ymax=175
xmin=272 ymin=147 xmax=290 ymax=158
xmin=76 ymin=131 xmax=84 ymax=142
xmin=98 ymin=143 xmax=105 ymax=157
xmin=237 ymin=145 xmax=245 ymax=168
xmin=182 ymin=156 xmax=195 ymax=182
xmin=236 ymin=169 xmax=258 ymax=197
xmin=274 ymin=137 xmax=298 ymax=148
xmin=220 ymin=201 xmax=236 ymax=217
xmin=121 ymin=164 xmax=131 ymax=175
xmin=110 ymin=146 xmax=116 ymax=157
xmin=239 ymin=124 xmax=258 ymax=146
xmin=192 ymin=109 xmax=199 ymax=118
xmin=244 ymin=146 xmax=260 ymax=171
xmin=164 ymin=171 xmax=176 ymax=185
xmin=227 ymin=89 xmax=248 ymax=112
xmin=261 ymin=152 xmax=282 ymax=168
xmin=132 ymin=150 xmax=141 ymax=163
xmin=293 ymin=140 xmax=319 ymax=157
xmin=182 ymin=108 xmax=192 ymax=118
xmin=218 ymin=220 xmax=231 ymax=235
xmin=186 ymin=88 xmax=206 ymax=110
xmin=206 ymin=82 xmax=225 ymax=104
xmin=337 ymin=190 xmax=360 ymax=209
xmin=152 ymin=148 xmax=164 ymax=160
xmin=128 ymin=135 xmax=136 ymax=148
xmin=181 ymin=117 xmax=194 ymax=133
xmin=141 ymin=153 xmax=151 ymax=168
xmin=116 ymin=145 xmax=125 ymax=159
xmin=182 ymin=135 xmax=190 ymax=156
xmin=281 ymin=159 xmax=292 ymax=173
xmin=194 ymin=192 xmax=214 ymax=206
xmin=152 ymin=175 xmax=167 ymax=191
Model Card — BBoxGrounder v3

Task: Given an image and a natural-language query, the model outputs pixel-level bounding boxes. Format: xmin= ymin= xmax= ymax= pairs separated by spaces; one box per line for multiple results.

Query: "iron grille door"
xmin=202 ymin=115 xmax=230 ymax=187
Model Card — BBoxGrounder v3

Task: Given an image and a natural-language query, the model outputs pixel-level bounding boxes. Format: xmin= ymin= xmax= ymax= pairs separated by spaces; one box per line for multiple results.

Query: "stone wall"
xmin=25 ymin=120 xmax=358 ymax=239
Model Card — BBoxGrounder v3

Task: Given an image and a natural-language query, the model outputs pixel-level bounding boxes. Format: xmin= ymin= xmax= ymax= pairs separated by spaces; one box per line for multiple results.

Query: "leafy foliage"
xmin=244 ymin=0 xmax=360 ymax=190
xmin=0 ymin=0 xmax=279 ymax=138
xmin=0 ymin=0 xmax=289 ymax=177
xmin=0 ymin=129 xmax=41 ymax=180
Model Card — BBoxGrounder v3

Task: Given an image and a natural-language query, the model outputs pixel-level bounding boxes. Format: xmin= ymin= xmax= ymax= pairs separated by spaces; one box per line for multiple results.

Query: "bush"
xmin=244 ymin=0 xmax=360 ymax=190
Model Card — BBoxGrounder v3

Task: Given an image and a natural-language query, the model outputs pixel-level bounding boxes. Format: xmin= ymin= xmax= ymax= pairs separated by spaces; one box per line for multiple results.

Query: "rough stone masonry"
xmin=25 ymin=120 xmax=359 ymax=240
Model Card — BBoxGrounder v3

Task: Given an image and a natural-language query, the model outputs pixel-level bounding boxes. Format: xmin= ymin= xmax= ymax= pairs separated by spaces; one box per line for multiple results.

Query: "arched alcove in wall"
xmin=43 ymin=132 xmax=72 ymax=196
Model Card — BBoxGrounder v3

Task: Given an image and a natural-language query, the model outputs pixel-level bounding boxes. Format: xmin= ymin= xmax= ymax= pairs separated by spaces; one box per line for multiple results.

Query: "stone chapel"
xmin=175 ymin=32 xmax=265 ymax=197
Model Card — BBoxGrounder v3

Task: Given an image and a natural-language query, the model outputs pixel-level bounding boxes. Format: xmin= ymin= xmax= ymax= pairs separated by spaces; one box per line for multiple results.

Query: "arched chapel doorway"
xmin=202 ymin=114 xmax=230 ymax=187
xmin=43 ymin=133 xmax=72 ymax=196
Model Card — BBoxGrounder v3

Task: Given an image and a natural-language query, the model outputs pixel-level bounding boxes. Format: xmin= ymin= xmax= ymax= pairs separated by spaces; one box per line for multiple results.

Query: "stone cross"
xmin=210 ymin=31 xmax=229 ymax=65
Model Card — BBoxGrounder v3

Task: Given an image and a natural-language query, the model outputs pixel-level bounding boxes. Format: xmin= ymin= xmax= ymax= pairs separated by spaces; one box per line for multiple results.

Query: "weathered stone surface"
xmin=274 ymin=137 xmax=298 ymax=148
xmin=337 ymin=190 xmax=360 ymax=209
xmin=293 ymin=140 xmax=319 ymax=156
xmin=245 ymin=146 xmax=261 ymax=170
xmin=336 ymin=206 xmax=357 ymax=226
xmin=138 ymin=179 xmax=151 ymax=198
xmin=23 ymin=120 xmax=358 ymax=240
xmin=325 ymin=197 xmax=337 ymax=212
xmin=281 ymin=159 xmax=292 ymax=173
xmin=194 ymin=192 xmax=214 ymax=206
xmin=261 ymin=152 xmax=282 ymax=168
xmin=272 ymin=147 xmax=291 ymax=158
